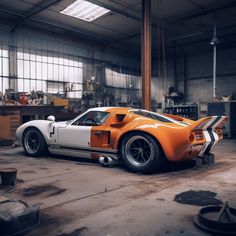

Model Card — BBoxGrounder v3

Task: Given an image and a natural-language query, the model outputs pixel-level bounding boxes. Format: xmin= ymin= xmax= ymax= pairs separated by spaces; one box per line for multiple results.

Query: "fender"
xmin=109 ymin=118 xmax=190 ymax=160
xmin=16 ymin=120 xmax=67 ymax=145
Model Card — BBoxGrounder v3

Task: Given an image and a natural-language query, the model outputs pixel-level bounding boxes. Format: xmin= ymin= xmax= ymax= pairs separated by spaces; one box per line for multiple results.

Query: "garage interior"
xmin=0 ymin=0 xmax=236 ymax=235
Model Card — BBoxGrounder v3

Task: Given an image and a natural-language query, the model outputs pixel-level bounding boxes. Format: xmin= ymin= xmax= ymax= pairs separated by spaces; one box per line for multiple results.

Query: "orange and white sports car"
xmin=16 ymin=107 xmax=227 ymax=173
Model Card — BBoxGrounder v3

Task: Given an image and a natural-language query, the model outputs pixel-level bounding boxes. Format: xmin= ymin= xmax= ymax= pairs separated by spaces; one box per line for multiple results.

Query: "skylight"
xmin=60 ymin=0 xmax=110 ymax=22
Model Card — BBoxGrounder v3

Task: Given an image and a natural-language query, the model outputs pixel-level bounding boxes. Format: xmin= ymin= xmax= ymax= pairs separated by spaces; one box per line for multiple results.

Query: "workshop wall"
xmin=176 ymin=47 xmax=236 ymax=102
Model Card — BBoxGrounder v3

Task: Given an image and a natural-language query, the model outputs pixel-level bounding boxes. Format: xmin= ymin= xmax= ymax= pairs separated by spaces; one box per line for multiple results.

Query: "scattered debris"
xmin=156 ymin=198 xmax=165 ymax=201
xmin=0 ymin=198 xmax=39 ymax=236
xmin=16 ymin=178 xmax=24 ymax=183
xmin=194 ymin=201 xmax=236 ymax=235
xmin=39 ymin=167 xmax=48 ymax=170
xmin=5 ymin=186 xmax=16 ymax=194
xmin=22 ymin=184 xmax=66 ymax=197
xmin=56 ymin=227 xmax=88 ymax=236
xmin=174 ymin=190 xmax=222 ymax=206
xmin=0 ymin=140 xmax=14 ymax=147
xmin=40 ymin=213 xmax=61 ymax=226
xmin=21 ymin=170 xmax=36 ymax=174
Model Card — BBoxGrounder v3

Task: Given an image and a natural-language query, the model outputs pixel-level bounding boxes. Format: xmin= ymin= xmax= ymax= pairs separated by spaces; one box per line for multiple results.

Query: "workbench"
xmin=0 ymin=106 xmax=78 ymax=141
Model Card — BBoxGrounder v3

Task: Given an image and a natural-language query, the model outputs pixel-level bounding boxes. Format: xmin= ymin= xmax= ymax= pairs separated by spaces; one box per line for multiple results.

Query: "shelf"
xmin=164 ymin=104 xmax=198 ymax=120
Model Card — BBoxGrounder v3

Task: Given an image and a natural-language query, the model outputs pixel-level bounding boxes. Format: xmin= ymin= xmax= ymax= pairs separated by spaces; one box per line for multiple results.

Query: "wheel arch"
xmin=22 ymin=125 xmax=49 ymax=156
xmin=22 ymin=126 xmax=46 ymax=144
xmin=117 ymin=130 xmax=166 ymax=158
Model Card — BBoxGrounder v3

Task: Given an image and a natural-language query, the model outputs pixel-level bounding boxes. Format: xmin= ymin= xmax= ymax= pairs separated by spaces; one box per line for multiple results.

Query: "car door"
xmin=57 ymin=125 xmax=92 ymax=148
xmin=56 ymin=111 xmax=110 ymax=149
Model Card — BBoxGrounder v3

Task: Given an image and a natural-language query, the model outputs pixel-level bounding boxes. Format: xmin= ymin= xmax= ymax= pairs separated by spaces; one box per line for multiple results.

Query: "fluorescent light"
xmin=60 ymin=0 xmax=110 ymax=22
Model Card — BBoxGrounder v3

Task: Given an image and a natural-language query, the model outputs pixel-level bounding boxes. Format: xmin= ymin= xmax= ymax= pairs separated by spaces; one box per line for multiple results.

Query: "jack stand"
xmin=202 ymin=155 xmax=210 ymax=165
xmin=202 ymin=153 xmax=215 ymax=166
xmin=197 ymin=153 xmax=215 ymax=168
xmin=208 ymin=153 xmax=215 ymax=166
xmin=195 ymin=157 xmax=203 ymax=169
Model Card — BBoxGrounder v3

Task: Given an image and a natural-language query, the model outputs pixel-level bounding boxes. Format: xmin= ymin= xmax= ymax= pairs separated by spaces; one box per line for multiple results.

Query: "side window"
xmin=132 ymin=110 xmax=173 ymax=123
xmin=72 ymin=111 xmax=109 ymax=126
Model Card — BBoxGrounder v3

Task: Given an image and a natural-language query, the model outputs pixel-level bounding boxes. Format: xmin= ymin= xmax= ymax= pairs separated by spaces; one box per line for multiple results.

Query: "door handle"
xmin=94 ymin=131 xmax=103 ymax=135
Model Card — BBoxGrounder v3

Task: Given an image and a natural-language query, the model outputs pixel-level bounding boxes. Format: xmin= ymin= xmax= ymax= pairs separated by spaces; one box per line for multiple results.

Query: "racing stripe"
xmin=198 ymin=116 xmax=225 ymax=157
xmin=202 ymin=116 xmax=218 ymax=130
xmin=208 ymin=130 xmax=219 ymax=152
xmin=203 ymin=117 xmax=222 ymax=154
xmin=212 ymin=116 xmax=226 ymax=129
xmin=207 ymin=116 xmax=221 ymax=129
xmin=204 ymin=129 xmax=215 ymax=154
xmin=199 ymin=130 xmax=211 ymax=156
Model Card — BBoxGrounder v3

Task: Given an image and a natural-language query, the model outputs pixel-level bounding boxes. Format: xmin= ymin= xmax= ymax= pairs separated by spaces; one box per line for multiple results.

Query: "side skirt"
xmin=48 ymin=145 xmax=119 ymax=160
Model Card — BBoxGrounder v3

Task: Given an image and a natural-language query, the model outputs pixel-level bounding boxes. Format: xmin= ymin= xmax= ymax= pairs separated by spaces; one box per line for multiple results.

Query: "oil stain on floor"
xmin=174 ymin=190 xmax=222 ymax=206
xmin=22 ymin=184 xmax=66 ymax=197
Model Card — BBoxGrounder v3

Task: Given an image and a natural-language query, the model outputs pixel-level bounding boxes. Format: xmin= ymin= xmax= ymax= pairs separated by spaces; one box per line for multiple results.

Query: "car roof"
xmin=79 ymin=107 xmax=188 ymax=126
xmin=87 ymin=107 xmax=130 ymax=112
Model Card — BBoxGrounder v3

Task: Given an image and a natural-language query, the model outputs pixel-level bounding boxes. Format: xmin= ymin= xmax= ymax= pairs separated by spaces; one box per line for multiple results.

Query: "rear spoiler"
xmin=190 ymin=116 xmax=228 ymax=131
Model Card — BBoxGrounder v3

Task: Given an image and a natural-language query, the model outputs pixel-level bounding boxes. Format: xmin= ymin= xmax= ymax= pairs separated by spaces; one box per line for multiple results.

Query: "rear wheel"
xmin=120 ymin=132 xmax=165 ymax=174
xmin=23 ymin=128 xmax=47 ymax=157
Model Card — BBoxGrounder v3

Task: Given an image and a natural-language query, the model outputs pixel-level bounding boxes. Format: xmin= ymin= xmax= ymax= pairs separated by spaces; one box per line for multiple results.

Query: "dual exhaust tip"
xmin=99 ymin=156 xmax=120 ymax=166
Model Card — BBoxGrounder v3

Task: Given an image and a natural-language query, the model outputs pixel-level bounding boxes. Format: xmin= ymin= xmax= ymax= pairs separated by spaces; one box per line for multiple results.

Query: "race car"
xmin=16 ymin=107 xmax=227 ymax=173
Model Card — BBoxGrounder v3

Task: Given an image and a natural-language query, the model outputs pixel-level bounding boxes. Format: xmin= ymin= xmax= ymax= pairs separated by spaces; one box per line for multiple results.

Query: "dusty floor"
xmin=0 ymin=139 xmax=236 ymax=236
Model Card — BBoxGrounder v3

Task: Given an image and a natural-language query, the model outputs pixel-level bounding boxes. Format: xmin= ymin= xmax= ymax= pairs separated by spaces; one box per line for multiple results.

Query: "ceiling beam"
xmin=86 ymin=0 xmax=176 ymax=33
xmin=86 ymin=0 xmax=141 ymax=22
xmin=0 ymin=8 xmax=107 ymax=42
xmin=0 ymin=7 xmax=141 ymax=55
xmin=11 ymin=0 xmax=63 ymax=31
xmin=166 ymin=1 xmax=236 ymax=23
xmin=86 ymin=0 xmax=179 ymax=49
xmin=101 ymin=32 xmax=141 ymax=51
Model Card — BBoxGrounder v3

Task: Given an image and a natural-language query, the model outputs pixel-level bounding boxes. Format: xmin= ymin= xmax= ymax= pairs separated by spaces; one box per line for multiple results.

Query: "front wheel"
xmin=120 ymin=132 xmax=165 ymax=174
xmin=23 ymin=128 xmax=47 ymax=157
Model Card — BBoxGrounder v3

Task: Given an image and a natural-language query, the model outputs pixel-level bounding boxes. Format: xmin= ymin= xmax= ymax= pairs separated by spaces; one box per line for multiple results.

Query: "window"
xmin=47 ymin=81 xmax=64 ymax=94
xmin=17 ymin=48 xmax=83 ymax=98
xmin=72 ymin=111 xmax=109 ymax=126
xmin=0 ymin=44 xmax=9 ymax=93
xmin=132 ymin=110 xmax=174 ymax=123
xmin=105 ymin=67 xmax=140 ymax=89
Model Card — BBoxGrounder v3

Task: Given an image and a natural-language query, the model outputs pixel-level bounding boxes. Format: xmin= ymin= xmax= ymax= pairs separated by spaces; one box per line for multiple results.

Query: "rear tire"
xmin=23 ymin=128 xmax=47 ymax=157
xmin=120 ymin=132 xmax=165 ymax=174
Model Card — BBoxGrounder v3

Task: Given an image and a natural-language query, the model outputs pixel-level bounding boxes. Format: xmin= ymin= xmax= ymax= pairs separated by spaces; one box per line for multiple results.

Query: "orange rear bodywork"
xmin=89 ymin=107 xmax=227 ymax=162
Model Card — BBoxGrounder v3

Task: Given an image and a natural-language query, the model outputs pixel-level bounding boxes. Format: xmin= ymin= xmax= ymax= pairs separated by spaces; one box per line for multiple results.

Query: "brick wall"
xmin=0 ymin=110 xmax=20 ymax=140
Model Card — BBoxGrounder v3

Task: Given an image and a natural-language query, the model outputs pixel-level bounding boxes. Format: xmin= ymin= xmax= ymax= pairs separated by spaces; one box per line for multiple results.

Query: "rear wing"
xmin=190 ymin=116 xmax=228 ymax=131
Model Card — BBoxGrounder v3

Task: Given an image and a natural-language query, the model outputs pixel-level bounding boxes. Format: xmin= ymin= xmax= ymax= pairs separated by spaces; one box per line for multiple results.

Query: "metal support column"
xmin=173 ymin=41 xmax=178 ymax=90
xmin=210 ymin=16 xmax=219 ymax=101
xmin=183 ymin=53 xmax=187 ymax=100
xmin=141 ymin=0 xmax=151 ymax=110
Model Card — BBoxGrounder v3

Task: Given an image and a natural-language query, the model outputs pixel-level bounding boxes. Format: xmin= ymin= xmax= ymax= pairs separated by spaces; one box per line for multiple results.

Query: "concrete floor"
xmin=0 ymin=139 xmax=236 ymax=236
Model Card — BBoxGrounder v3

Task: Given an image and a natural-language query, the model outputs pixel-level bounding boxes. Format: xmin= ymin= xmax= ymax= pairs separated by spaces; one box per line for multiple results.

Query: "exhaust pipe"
xmin=99 ymin=156 xmax=120 ymax=167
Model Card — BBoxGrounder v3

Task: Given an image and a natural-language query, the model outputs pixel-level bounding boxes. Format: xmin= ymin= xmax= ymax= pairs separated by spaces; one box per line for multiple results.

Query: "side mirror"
xmin=47 ymin=115 xmax=55 ymax=122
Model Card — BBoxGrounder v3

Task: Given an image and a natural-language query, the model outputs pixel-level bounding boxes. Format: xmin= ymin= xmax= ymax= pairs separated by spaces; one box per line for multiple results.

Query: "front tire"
xmin=23 ymin=128 xmax=47 ymax=157
xmin=120 ymin=132 xmax=165 ymax=174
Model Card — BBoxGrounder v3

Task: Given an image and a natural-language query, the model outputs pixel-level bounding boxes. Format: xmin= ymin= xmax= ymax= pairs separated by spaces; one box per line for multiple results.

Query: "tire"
xmin=23 ymin=128 xmax=47 ymax=157
xmin=120 ymin=132 xmax=165 ymax=174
